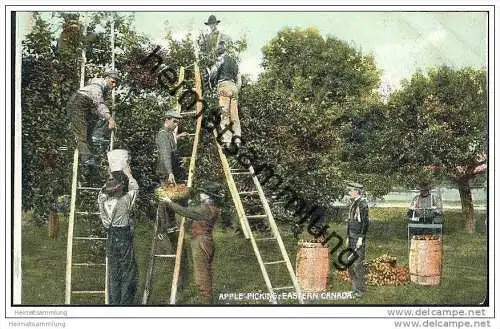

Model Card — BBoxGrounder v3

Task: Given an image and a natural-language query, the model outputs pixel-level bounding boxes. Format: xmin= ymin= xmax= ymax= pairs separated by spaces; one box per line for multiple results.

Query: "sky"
xmin=18 ymin=10 xmax=488 ymax=90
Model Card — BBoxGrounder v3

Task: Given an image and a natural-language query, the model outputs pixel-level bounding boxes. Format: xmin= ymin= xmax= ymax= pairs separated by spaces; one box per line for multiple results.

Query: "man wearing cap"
xmin=197 ymin=14 xmax=231 ymax=65
xmin=160 ymin=182 xmax=224 ymax=304
xmin=345 ymin=183 xmax=369 ymax=298
xmin=155 ymin=108 xmax=189 ymax=289
xmin=207 ymin=40 xmax=242 ymax=149
xmin=407 ymin=183 xmax=443 ymax=235
xmin=67 ymin=70 xmax=119 ymax=167
xmin=97 ymin=165 xmax=139 ymax=304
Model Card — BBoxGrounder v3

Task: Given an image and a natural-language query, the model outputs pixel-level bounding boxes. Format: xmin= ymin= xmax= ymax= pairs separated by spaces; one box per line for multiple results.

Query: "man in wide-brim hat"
xmin=204 ymin=14 xmax=220 ymax=26
xmin=197 ymin=14 xmax=230 ymax=65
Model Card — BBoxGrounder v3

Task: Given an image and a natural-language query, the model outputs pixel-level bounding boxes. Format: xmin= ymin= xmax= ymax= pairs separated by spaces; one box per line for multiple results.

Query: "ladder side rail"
xmin=214 ymin=139 xmax=252 ymax=238
xmin=216 ymin=144 xmax=277 ymax=303
xmin=247 ymin=165 xmax=304 ymax=304
xmin=142 ymin=207 xmax=161 ymax=304
xmin=169 ymin=66 xmax=195 ymax=304
xmin=65 ymin=149 xmax=80 ymax=304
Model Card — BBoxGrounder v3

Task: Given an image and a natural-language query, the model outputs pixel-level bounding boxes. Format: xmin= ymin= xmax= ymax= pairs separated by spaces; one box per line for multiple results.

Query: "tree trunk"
xmin=457 ymin=178 xmax=475 ymax=233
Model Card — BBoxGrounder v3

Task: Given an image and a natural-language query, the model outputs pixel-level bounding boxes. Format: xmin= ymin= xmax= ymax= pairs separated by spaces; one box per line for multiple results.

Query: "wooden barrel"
xmin=295 ymin=241 xmax=329 ymax=292
xmin=409 ymin=238 xmax=442 ymax=285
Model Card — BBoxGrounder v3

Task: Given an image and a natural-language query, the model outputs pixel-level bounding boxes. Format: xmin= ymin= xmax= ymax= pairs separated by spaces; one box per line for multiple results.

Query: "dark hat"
xmin=204 ymin=14 xmax=220 ymax=25
xmin=165 ymin=109 xmax=182 ymax=119
xmin=419 ymin=182 xmax=431 ymax=191
xmin=199 ymin=181 xmax=225 ymax=200
xmin=104 ymin=176 xmax=123 ymax=195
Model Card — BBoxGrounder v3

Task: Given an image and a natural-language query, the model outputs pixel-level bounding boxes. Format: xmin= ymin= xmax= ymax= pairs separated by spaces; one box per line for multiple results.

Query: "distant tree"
xmin=382 ymin=66 xmax=487 ymax=233
xmin=240 ymin=27 xmax=387 ymax=211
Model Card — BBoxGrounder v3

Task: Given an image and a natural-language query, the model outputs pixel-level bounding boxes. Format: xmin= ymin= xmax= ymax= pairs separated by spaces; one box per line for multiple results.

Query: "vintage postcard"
xmin=3 ymin=3 xmax=497 ymax=328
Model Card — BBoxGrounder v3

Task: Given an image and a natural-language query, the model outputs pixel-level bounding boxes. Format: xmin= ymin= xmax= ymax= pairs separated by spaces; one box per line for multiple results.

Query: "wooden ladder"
xmin=215 ymin=142 xmax=304 ymax=304
xmin=142 ymin=64 xmax=204 ymax=304
xmin=65 ymin=149 xmax=109 ymax=304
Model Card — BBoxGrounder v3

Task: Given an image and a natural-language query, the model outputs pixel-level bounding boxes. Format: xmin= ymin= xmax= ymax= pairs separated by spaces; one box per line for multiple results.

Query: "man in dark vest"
xmin=155 ymin=108 xmax=189 ymax=289
xmin=67 ymin=70 xmax=119 ymax=167
xmin=207 ymin=40 xmax=242 ymax=149
xmin=346 ymin=182 xmax=369 ymax=298
xmin=159 ymin=182 xmax=224 ymax=304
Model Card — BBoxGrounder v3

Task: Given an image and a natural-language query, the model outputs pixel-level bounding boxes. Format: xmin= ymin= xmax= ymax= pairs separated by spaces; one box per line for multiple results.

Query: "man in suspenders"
xmin=97 ymin=166 xmax=139 ymax=304
xmin=346 ymin=182 xmax=369 ymax=298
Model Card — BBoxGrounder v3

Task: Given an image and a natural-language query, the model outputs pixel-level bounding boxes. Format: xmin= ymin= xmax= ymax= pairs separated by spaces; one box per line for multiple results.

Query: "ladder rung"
xmin=72 ymin=290 xmax=105 ymax=294
xmin=273 ymin=286 xmax=294 ymax=291
xmin=78 ymin=187 xmax=102 ymax=191
xmin=76 ymin=211 xmax=100 ymax=216
xmin=230 ymin=168 xmax=249 ymax=173
xmin=231 ymin=171 xmax=252 ymax=175
xmin=154 ymin=254 xmax=176 ymax=258
xmin=181 ymin=111 xmax=197 ymax=117
xmin=73 ymin=263 xmax=106 ymax=267
xmin=247 ymin=214 xmax=267 ymax=219
xmin=74 ymin=236 xmax=106 ymax=240
xmin=263 ymin=260 xmax=286 ymax=265
xmin=239 ymin=191 xmax=258 ymax=196
xmin=255 ymin=237 xmax=277 ymax=242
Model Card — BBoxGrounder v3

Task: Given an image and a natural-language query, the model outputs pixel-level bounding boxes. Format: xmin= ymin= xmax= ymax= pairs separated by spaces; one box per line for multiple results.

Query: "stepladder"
xmin=214 ymin=140 xmax=305 ymax=304
xmin=142 ymin=64 xmax=205 ymax=304
xmin=65 ymin=148 xmax=109 ymax=304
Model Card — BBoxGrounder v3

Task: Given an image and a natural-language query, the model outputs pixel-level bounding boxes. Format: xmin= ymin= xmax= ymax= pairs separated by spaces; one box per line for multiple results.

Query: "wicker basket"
xmin=155 ymin=184 xmax=191 ymax=202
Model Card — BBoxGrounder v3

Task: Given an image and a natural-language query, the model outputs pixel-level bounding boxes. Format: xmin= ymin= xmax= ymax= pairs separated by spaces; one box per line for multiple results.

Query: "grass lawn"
xmin=20 ymin=207 xmax=487 ymax=306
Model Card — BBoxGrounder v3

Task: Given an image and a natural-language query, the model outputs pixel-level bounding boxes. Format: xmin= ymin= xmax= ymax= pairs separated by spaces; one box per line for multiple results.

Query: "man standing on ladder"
xmin=160 ymin=182 xmax=224 ymax=304
xmin=97 ymin=165 xmax=139 ymax=304
xmin=67 ymin=70 xmax=120 ymax=167
xmin=155 ymin=108 xmax=189 ymax=290
xmin=197 ymin=14 xmax=231 ymax=66
xmin=207 ymin=40 xmax=242 ymax=149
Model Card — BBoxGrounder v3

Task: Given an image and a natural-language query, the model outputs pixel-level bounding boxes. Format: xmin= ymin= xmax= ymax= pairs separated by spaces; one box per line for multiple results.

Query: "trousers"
xmin=68 ymin=92 xmax=108 ymax=156
xmin=191 ymin=235 xmax=214 ymax=304
xmin=106 ymin=226 xmax=138 ymax=304
xmin=217 ymin=80 xmax=241 ymax=145
xmin=348 ymin=236 xmax=366 ymax=295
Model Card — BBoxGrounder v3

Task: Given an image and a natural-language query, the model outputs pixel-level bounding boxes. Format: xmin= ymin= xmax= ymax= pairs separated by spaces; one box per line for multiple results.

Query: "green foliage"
xmin=241 ymin=27 xmax=387 ymax=209
xmin=382 ymin=66 xmax=487 ymax=187
xmin=22 ymin=13 xmax=79 ymax=224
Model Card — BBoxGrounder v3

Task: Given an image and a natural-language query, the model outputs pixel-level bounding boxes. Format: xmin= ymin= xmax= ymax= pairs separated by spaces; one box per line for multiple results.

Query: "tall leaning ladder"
xmin=142 ymin=64 xmax=204 ymax=304
xmin=215 ymin=142 xmax=304 ymax=304
xmin=65 ymin=14 xmax=117 ymax=305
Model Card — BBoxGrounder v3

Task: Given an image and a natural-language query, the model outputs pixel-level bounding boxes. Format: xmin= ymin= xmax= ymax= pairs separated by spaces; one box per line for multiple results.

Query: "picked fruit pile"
xmin=412 ymin=234 xmax=440 ymax=240
xmin=337 ymin=253 xmax=410 ymax=286
xmin=154 ymin=184 xmax=190 ymax=201
xmin=298 ymin=239 xmax=327 ymax=247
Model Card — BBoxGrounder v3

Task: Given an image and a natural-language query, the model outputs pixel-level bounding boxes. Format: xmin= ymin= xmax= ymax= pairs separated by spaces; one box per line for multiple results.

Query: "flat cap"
xmin=105 ymin=69 xmax=120 ymax=81
xmin=165 ymin=109 xmax=182 ymax=119
xmin=346 ymin=182 xmax=364 ymax=189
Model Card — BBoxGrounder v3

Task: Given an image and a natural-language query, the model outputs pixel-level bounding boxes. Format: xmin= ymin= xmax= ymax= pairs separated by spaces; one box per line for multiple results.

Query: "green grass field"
xmin=21 ymin=207 xmax=488 ymax=305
